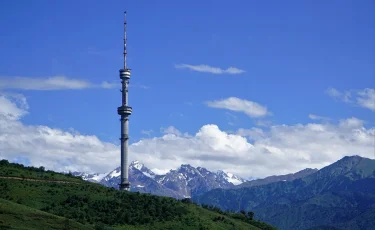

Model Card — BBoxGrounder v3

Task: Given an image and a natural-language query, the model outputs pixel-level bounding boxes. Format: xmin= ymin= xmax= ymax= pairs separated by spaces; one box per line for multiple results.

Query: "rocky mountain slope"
xmin=194 ymin=155 xmax=375 ymax=230
xmin=75 ymin=161 xmax=247 ymax=199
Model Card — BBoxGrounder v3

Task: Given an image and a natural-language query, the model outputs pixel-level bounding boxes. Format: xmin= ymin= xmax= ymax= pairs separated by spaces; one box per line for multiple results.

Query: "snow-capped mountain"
xmin=155 ymin=164 xmax=248 ymax=197
xmin=71 ymin=171 xmax=107 ymax=182
xmin=100 ymin=161 xmax=182 ymax=198
xmin=75 ymin=161 xmax=247 ymax=199
xmin=216 ymin=170 xmax=247 ymax=185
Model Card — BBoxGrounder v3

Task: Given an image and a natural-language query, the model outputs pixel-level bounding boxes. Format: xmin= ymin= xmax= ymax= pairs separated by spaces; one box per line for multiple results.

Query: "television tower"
xmin=118 ymin=11 xmax=132 ymax=191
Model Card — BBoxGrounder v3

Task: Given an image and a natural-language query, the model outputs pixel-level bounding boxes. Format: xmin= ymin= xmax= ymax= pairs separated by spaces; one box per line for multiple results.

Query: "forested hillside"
xmin=195 ymin=156 xmax=375 ymax=230
xmin=0 ymin=159 xmax=276 ymax=230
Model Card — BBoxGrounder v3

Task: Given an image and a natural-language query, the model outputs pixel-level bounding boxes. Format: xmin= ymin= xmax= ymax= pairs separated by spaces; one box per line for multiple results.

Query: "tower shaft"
xmin=118 ymin=11 xmax=132 ymax=191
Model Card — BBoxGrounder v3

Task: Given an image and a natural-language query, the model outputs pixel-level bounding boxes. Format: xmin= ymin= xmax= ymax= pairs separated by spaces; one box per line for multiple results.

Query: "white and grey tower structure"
xmin=118 ymin=11 xmax=132 ymax=191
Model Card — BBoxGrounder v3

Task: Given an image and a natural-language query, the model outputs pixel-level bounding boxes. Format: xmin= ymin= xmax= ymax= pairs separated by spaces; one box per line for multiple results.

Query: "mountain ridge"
xmin=236 ymin=168 xmax=318 ymax=189
xmin=74 ymin=161 xmax=249 ymax=199
xmin=194 ymin=155 xmax=375 ymax=230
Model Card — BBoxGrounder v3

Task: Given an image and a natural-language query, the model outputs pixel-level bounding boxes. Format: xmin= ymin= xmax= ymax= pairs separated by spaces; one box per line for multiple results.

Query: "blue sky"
xmin=0 ymin=1 xmax=374 ymax=177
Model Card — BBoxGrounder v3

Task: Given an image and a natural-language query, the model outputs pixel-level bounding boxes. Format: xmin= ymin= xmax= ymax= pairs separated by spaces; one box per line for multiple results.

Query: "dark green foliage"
xmin=0 ymin=161 xmax=277 ymax=229
xmin=0 ymin=198 xmax=92 ymax=230
xmin=181 ymin=198 xmax=193 ymax=204
xmin=248 ymin=211 xmax=255 ymax=220
xmin=200 ymin=204 xmax=276 ymax=229
xmin=0 ymin=160 xmax=82 ymax=182
xmin=196 ymin=156 xmax=375 ymax=230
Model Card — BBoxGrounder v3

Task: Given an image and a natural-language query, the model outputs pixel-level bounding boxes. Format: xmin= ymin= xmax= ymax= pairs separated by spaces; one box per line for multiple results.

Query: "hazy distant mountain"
xmin=75 ymin=161 xmax=247 ymax=199
xmin=194 ymin=155 xmax=375 ymax=230
xmin=236 ymin=168 xmax=318 ymax=189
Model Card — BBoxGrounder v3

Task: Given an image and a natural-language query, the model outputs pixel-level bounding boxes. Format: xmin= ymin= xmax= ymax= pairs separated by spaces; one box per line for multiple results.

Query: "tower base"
xmin=119 ymin=182 xmax=131 ymax=191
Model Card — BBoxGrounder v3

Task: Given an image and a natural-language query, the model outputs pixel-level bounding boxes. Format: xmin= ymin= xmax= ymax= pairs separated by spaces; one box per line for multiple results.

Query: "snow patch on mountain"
xmin=217 ymin=170 xmax=247 ymax=185
xmin=109 ymin=168 xmax=120 ymax=178
xmin=130 ymin=160 xmax=156 ymax=179
xmin=71 ymin=171 xmax=109 ymax=182
xmin=131 ymin=160 xmax=143 ymax=171
xmin=90 ymin=173 xmax=108 ymax=182
xmin=74 ymin=161 xmax=249 ymax=198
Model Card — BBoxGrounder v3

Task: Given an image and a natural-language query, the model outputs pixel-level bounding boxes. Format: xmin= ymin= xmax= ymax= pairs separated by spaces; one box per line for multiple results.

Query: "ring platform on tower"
xmin=117 ymin=106 xmax=132 ymax=115
xmin=119 ymin=68 xmax=131 ymax=79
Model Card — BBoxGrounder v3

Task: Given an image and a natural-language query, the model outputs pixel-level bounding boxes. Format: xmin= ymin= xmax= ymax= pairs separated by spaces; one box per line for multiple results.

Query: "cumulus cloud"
xmin=0 ymin=76 xmax=118 ymax=90
xmin=1 ymin=93 xmax=374 ymax=179
xmin=175 ymin=64 xmax=245 ymax=75
xmin=0 ymin=92 xmax=119 ymax=173
xmin=131 ymin=121 xmax=374 ymax=178
xmin=206 ymin=97 xmax=270 ymax=118
xmin=326 ymin=87 xmax=375 ymax=112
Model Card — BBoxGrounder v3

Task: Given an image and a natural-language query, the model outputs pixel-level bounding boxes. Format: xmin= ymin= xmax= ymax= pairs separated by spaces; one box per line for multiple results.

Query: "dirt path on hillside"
xmin=0 ymin=176 xmax=81 ymax=184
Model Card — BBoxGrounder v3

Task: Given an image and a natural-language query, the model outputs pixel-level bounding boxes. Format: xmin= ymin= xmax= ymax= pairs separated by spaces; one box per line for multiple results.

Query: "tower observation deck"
xmin=118 ymin=11 xmax=132 ymax=191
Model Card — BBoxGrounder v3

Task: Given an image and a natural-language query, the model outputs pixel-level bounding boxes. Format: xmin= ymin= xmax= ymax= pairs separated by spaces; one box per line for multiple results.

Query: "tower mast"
xmin=118 ymin=11 xmax=132 ymax=191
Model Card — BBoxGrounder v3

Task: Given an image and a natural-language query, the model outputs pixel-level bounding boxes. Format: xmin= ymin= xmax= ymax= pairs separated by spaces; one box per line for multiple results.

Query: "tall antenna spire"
xmin=118 ymin=11 xmax=132 ymax=192
xmin=123 ymin=11 xmax=127 ymax=70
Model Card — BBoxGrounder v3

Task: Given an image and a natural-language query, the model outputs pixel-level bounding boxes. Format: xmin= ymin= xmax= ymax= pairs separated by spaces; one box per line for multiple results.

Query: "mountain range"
xmin=194 ymin=155 xmax=375 ymax=230
xmin=236 ymin=168 xmax=318 ymax=189
xmin=73 ymin=161 xmax=248 ymax=199
xmin=73 ymin=155 xmax=375 ymax=229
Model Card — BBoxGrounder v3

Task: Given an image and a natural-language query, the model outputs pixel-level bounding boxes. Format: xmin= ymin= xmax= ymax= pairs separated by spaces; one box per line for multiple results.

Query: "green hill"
xmin=0 ymin=198 xmax=92 ymax=230
xmin=195 ymin=156 xmax=375 ymax=230
xmin=0 ymin=160 xmax=276 ymax=230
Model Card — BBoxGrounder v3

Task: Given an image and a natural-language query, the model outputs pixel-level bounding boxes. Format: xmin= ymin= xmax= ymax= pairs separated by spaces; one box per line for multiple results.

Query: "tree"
xmin=0 ymin=159 xmax=9 ymax=166
xmin=247 ymin=211 xmax=254 ymax=220
xmin=240 ymin=210 xmax=246 ymax=216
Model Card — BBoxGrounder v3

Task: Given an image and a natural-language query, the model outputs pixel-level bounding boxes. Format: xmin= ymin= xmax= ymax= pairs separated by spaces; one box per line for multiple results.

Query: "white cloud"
xmin=255 ymin=120 xmax=273 ymax=127
xmin=0 ymin=76 xmax=117 ymax=90
xmin=0 ymin=93 xmax=28 ymax=120
xmin=131 ymin=121 xmax=374 ymax=178
xmin=308 ymin=114 xmax=330 ymax=121
xmin=206 ymin=97 xmax=270 ymax=118
xmin=326 ymin=88 xmax=342 ymax=98
xmin=357 ymin=88 xmax=375 ymax=112
xmin=326 ymin=87 xmax=352 ymax=102
xmin=101 ymin=81 xmax=117 ymax=89
xmin=1 ymin=93 xmax=374 ymax=179
xmin=0 ymin=92 xmax=119 ymax=173
xmin=327 ymin=87 xmax=375 ymax=112
xmin=160 ymin=126 xmax=182 ymax=136
xmin=175 ymin=64 xmax=245 ymax=75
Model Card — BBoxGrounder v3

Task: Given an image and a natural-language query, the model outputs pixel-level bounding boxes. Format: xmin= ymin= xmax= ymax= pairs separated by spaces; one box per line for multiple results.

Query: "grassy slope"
xmin=0 ymin=161 xmax=275 ymax=230
xmin=0 ymin=198 xmax=92 ymax=230
xmin=0 ymin=160 xmax=82 ymax=182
